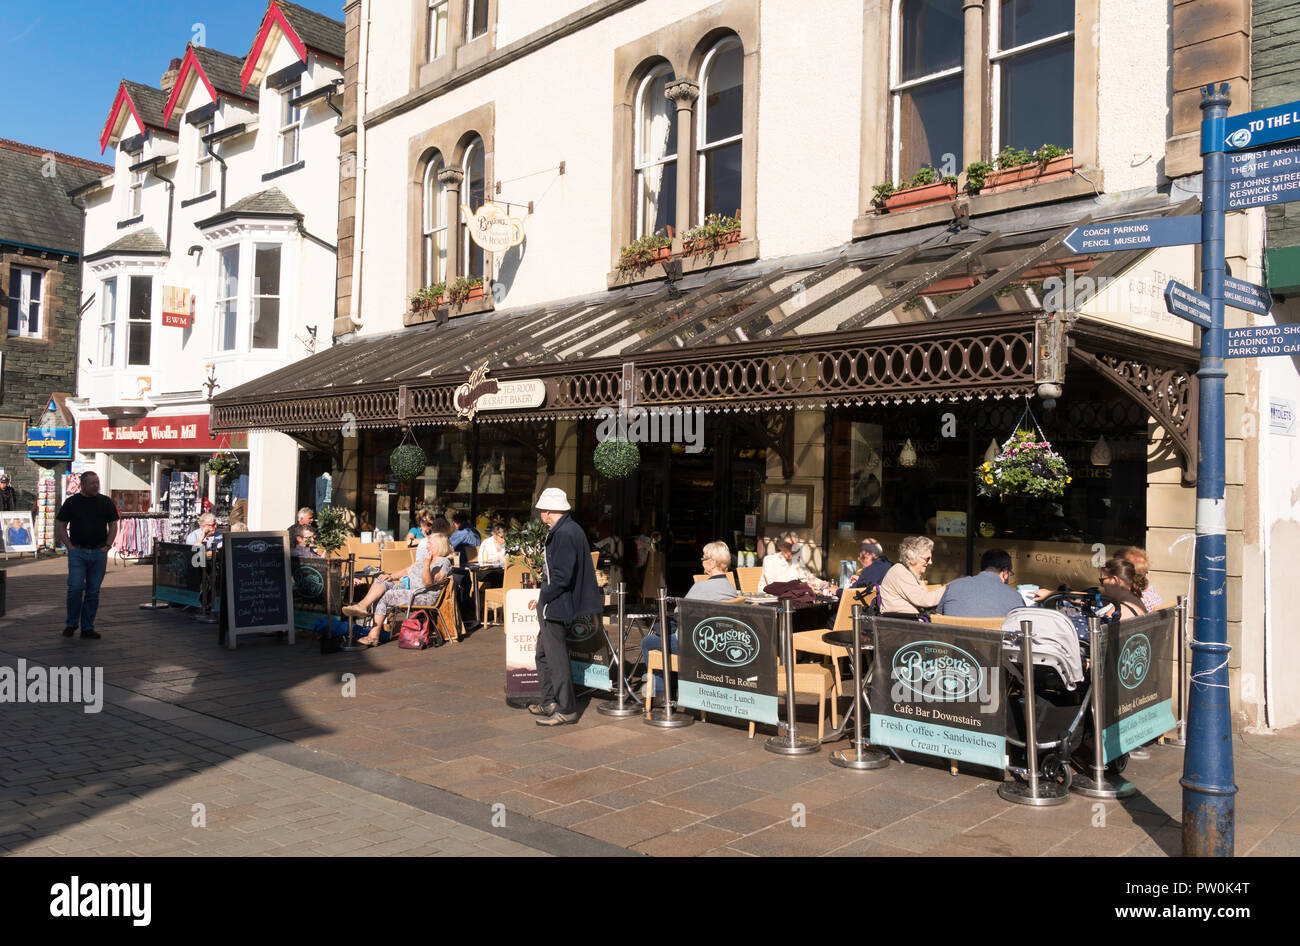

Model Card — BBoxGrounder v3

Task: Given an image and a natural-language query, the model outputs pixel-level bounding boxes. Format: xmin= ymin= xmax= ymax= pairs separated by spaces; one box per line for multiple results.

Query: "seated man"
xmin=935 ymin=548 xmax=1025 ymax=618
xmin=759 ymin=538 xmax=804 ymax=589
xmin=641 ymin=541 xmax=737 ymax=697
xmin=289 ymin=524 xmax=320 ymax=558
xmin=839 ymin=538 xmax=891 ymax=596
xmin=449 ymin=511 xmax=481 ymax=567
xmin=289 ymin=506 xmax=314 ymax=535
xmin=185 ymin=513 xmax=223 ymax=551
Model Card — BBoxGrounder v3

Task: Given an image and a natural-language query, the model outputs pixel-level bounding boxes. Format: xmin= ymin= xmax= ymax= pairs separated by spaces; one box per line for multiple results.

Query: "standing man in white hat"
xmin=530 ymin=488 xmax=602 ymax=726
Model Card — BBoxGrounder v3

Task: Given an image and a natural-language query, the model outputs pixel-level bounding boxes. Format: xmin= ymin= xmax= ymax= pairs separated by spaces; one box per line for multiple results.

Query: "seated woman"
xmin=877 ymin=535 xmax=946 ymax=615
xmin=641 ymin=541 xmax=738 ymax=697
xmin=478 ymin=522 xmax=508 ymax=566
xmin=344 ymin=533 xmax=454 ymax=645
xmin=1099 ymin=556 xmax=1148 ymax=618
xmin=1121 ymin=547 xmax=1162 ymax=611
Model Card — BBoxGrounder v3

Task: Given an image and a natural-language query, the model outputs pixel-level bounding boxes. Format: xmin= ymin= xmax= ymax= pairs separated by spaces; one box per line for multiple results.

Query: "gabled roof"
xmin=99 ymin=80 xmax=180 ymax=153
xmin=196 ymin=187 xmax=303 ymax=229
xmin=84 ymin=227 xmax=169 ymax=263
xmin=161 ymin=44 xmax=260 ymax=127
xmin=241 ymin=0 xmax=345 ymax=91
xmin=0 ymin=139 xmax=112 ymax=254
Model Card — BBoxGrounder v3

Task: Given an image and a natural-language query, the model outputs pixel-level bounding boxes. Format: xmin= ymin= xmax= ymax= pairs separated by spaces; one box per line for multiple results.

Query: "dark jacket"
xmin=853 ymin=556 xmax=892 ymax=589
xmin=0 ymin=485 xmax=15 ymax=512
xmin=538 ymin=513 xmax=602 ymax=623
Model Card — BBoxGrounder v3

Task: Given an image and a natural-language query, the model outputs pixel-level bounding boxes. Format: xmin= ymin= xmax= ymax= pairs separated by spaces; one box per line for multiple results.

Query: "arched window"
xmin=422 ymin=154 xmax=446 ymax=286
xmin=635 ymin=64 xmax=677 ymax=237
xmin=461 ymin=136 xmax=486 ymax=279
xmin=891 ymin=0 xmax=964 ymax=181
xmin=698 ymin=37 xmax=743 ymax=220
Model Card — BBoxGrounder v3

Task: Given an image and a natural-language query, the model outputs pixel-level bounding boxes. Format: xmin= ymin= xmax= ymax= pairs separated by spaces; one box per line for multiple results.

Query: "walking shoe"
xmin=527 ymin=701 xmax=558 ymax=717
xmin=62 ymin=626 xmax=77 ymax=637
xmin=341 ymin=604 xmax=370 ymax=619
xmin=80 ymin=629 xmax=102 ymax=640
xmin=535 ymin=711 xmax=579 ymax=727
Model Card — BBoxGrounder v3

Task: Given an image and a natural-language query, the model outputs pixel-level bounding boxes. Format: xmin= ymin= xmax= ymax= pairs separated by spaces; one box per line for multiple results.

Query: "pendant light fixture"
xmin=1091 ymin=435 xmax=1113 ymax=467
xmin=899 ymin=439 xmax=918 ymax=468
xmin=983 ymin=438 xmax=1000 ymax=465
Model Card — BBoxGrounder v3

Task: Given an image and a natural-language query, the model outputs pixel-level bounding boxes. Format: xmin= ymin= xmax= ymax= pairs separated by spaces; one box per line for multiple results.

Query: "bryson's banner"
xmin=676 ymin=598 xmax=780 ymax=726
xmin=566 ymin=612 xmax=613 ymax=690
xmin=870 ymin=618 xmax=1007 ymax=770
xmin=1098 ymin=609 xmax=1177 ymax=762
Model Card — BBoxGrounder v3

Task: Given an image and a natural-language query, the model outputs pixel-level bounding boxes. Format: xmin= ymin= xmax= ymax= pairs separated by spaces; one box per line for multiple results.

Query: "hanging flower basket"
xmin=977 ymin=429 xmax=1072 ymax=499
xmin=389 ymin=441 xmax=428 ymax=480
xmin=207 ymin=451 xmax=240 ymax=479
xmin=593 ymin=439 xmax=640 ymax=479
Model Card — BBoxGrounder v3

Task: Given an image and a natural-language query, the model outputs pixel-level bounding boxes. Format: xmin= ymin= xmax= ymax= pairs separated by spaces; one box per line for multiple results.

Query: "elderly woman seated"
xmin=343 ymin=533 xmax=454 ymax=645
xmin=641 ymin=540 xmax=738 ymax=698
xmin=877 ymin=535 xmax=947 ymax=615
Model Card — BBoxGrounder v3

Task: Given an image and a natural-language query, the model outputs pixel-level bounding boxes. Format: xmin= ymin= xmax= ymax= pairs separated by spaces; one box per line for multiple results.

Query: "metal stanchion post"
xmin=1000 ymin=619 xmax=1068 ymax=805
xmin=1071 ymin=615 xmax=1135 ymax=798
xmin=645 ymin=587 xmax=692 ymax=728
xmin=831 ymin=604 xmax=888 ymax=770
xmin=1165 ymin=595 xmax=1189 ymax=748
xmin=765 ymin=599 xmax=819 ymax=755
xmin=599 ymin=582 xmax=638 ymax=717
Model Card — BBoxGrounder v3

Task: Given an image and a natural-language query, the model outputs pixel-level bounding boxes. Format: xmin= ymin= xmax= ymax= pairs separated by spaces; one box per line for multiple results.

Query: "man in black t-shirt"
xmin=55 ymin=472 xmax=120 ymax=639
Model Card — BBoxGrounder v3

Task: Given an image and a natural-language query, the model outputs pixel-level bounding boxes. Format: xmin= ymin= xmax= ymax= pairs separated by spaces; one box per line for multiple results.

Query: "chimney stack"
xmin=161 ymin=57 xmax=183 ymax=93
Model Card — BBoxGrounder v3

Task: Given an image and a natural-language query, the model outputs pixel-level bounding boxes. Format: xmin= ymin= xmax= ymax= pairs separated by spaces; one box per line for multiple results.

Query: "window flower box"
xmin=682 ymin=214 xmax=743 ymax=256
xmin=983 ymin=154 xmax=1074 ymax=194
xmin=880 ymin=180 xmax=958 ymax=213
xmin=409 ymin=283 xmax=446 ymax=315
xmin=617 ymin=232 xmax=674 ymax=274
xmin=446 ymin=276 xmax=485 ymax=306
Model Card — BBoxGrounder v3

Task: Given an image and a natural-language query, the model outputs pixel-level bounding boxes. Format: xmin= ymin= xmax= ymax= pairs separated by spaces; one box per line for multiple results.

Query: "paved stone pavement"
xmin=2 ymin=555 xmax=1298 ymax=856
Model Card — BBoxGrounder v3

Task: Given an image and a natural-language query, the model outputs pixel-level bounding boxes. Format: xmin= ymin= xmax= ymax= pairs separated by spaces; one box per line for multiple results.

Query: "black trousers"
xmin=535 ymin=618 xmax=576 ymax=715
xmin=450 ymin=569 xmax=476 ymax=626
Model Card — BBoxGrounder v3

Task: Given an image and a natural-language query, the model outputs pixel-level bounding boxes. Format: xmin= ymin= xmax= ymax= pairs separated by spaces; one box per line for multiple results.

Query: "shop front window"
xmin=828 ymin=372 xmax=1148 ymax=589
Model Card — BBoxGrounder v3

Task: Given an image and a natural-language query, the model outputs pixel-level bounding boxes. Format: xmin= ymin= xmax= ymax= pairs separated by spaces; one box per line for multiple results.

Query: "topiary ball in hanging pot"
xmin=389 ymin=443 xmax=427 ymax=480
xmin=593 ymin=439 xmax=640 ymax=479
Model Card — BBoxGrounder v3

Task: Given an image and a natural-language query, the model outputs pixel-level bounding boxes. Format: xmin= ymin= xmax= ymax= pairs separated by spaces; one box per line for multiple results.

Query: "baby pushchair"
xmin=1001 ymin=606 xmax=1091 ymax=790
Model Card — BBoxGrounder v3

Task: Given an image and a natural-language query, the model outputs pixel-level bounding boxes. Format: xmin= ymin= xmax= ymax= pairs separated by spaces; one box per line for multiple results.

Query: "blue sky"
xmin=0 ymin=0 xmax=342 ymax=163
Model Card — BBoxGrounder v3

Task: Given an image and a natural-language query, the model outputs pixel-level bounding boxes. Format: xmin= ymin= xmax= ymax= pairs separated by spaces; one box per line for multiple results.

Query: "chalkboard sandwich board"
xmin=221 ymin=531 xmax=295 ymax=650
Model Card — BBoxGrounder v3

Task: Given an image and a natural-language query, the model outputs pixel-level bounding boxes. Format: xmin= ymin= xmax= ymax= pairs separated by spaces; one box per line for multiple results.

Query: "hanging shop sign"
xmin=869 ymin=619 xmax=1007 ymax=770
xmin=461 ymin=203 xmax=526 ymax=253
xmin=676 ymin=599 xmax=781 ymax=726
xmin=26 ymin=427 xmax=74 ymax=461
xmin=162 ymin=286 xmax=195 ymax=328
xmin=452 ymin=363 xmax=546 ymax=420
xmin=78 ymin=413 xmax=248 ymax=451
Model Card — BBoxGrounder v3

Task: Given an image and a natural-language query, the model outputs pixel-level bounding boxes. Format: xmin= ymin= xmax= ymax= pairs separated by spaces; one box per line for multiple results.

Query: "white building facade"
xmin=69 ymin=1 xmax=345 ymax=536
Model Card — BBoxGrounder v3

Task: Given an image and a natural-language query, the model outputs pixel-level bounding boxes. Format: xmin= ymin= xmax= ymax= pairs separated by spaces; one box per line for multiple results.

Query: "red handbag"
xmin=398 ymin=610 xmax=432 ymax=649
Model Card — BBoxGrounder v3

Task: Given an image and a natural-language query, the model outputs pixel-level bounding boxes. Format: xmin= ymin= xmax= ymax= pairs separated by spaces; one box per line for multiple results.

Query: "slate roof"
xmin=0 ymin=139 xmax=112 ymax=254
xmin=121 ymin=80 xmax=180 ymax=134
xmin=196 ymin=188 xmax=302 ymax=229
xmin=84 ymin=227 xmax=169 ymax=262
xmin=277 ymin=1 xmax=345 ymax=59
xmin=192 ymin=45 xmax=260 ymax=101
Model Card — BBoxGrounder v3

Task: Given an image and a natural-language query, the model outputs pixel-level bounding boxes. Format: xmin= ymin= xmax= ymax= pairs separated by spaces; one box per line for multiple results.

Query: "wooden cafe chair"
xmin=792 ymin=586 xmax=875 ymax=696
xmin=735 ymin=566 xmax=764 ymax=593
xmin=484 ymin=557 xmax=528 ymax=625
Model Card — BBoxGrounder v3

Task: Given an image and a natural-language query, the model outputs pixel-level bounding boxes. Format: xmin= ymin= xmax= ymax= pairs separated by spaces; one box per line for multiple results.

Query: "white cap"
xmin=535 ymin=487 xmax=571 ymax=512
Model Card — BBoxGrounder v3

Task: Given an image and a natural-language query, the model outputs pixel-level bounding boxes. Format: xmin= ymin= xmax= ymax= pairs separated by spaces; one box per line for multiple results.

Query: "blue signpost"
xmin=1223 ymin=276 xmax=1273 ymax=315
xmin=1223 ymin=100 xmax=1300 ymax=150
xmin=1227 ymin=142 xmax=1300 ymax=210
xmin=1061 ymin=216 xmax=1202 ymax=254
xmin=1224 ymin=323 xmax=1300 ymax=357
xmin=1183 ymin=84 xmax=1236 ymax=859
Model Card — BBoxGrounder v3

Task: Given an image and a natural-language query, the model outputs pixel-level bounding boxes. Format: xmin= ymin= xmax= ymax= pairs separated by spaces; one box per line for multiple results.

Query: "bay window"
xmin=7 ymin=266 xmax=43 ymax=338
xmin=891 ymin=0 xmax=964 ymax=182
xmin=991 ymin=0 xmax=1075 ymax=154
xmin=698 ymin=39 xmax=744 ymax=221
xmin=635 ymin=65 xmax=677 ymax=237
xmin=216 ymin=246 xmax=240 ymax=352
xmin=127 ymin=275 xmax=152 ymax=366
xmin=99 ymin=278 xmax=117 ymax=366
xmin=252 ymin=244 xmax=281 ymax=349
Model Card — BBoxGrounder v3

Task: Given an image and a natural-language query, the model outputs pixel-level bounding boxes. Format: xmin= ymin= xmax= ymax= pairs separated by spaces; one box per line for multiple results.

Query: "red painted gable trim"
xmin=240 ymin=1 xmax=308 ymax=91
xmin=99 ymin=83 xmax=147 ymax=154
xmin=162 ymin=48 xmax=216 ymax=128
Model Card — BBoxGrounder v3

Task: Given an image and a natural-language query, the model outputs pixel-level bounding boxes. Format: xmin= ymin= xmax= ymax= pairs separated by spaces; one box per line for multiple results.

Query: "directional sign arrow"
xmin=1223 ymin=100 xmax=1300 ymax=151
xmin=1225 ymin=323 xmax=1300 ymax=358
xmin=1062 ymin=216 xmax=1201 ymax=254
xmin=1227 ymin=143 xmax=1300 ymax=210
xmin=1164 ymin=281 xmax=1213 ymax=329
xmin=1223 ymin=275 xmax=1273 ymax=315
